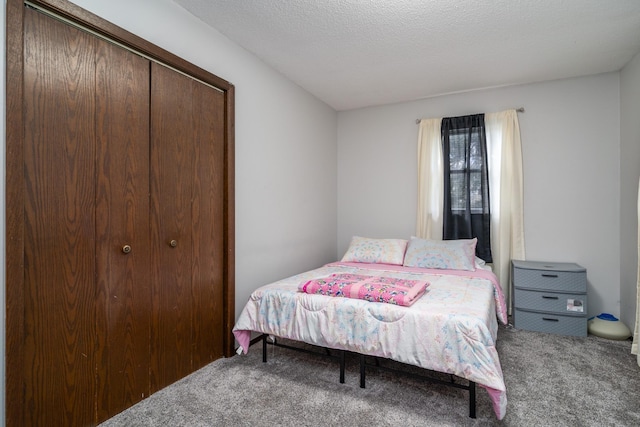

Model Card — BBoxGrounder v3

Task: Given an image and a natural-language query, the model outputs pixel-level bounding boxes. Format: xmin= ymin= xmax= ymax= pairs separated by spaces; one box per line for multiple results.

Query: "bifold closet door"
xmin=23 ymin=7 xmax=152 ymax=424
xmin=94 ymin=35 xmax=151 ymax=421
xmin=190 ymin=66 xmax=226 ymax=372
xmin=20 ymin=4 xmax=227 ymax=424
xmin=23 ymin=8 xmax=98 ymax=425
xmin=149 ymin=62 xmax=225 ymax=392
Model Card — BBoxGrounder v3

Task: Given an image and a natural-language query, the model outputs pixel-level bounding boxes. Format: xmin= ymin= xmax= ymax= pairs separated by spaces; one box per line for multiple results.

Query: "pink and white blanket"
xmin=299 ymin=273 xmax=429 ymax=306
xmin=233 ymin=262 xmax=508 ymax=419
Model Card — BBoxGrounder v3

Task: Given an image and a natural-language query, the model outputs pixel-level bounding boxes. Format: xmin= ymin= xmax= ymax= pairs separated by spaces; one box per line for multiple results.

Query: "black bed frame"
xmin=253 ymin=333 xmax=477 ymax=418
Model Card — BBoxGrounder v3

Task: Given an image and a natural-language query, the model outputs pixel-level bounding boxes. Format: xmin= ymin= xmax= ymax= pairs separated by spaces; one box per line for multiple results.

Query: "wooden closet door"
xmin=94 ymin=39 xmax=151 ymax=421
xmin=150 ymin=63 xmax=196 ymax=391
xmin=191 ymin=72 xmax=226 ymax=370
xmin=149 ymin=63 xmax=225 ymax=391
xmin=9 ymin=1 xmax=233 ymax=425
xmin=23 ymin=8 xmax=97 ymax=425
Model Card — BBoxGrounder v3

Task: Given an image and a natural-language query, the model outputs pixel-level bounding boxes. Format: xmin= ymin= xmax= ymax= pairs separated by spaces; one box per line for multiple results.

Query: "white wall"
xmin=620 ymin=51 xmax=640 ymax=331
xmin=0 ymin=1 xmax=338 ymax=421
xmin=338 ymin=73 xmax=621 ymax=319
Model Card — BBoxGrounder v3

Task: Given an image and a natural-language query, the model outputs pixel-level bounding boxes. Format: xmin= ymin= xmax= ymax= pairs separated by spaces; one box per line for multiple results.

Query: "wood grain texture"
xmin=5 ymin=0 xmax=26 ymax=425
xmin=23 ymin=8 xmax=97 ymax=425
xmin=94 ymin=40 xmax=151 ymax=423
xmin=191 ymin=81 xmax=226 ymax=370
xmin=149 ymin=63 xmax=196 ymax=392
xmin=224 ymin=85 xmax=236 ymax=357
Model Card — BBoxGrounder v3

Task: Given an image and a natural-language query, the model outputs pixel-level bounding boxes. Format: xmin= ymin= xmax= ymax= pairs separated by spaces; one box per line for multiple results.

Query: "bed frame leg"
xmin=359 ymin=354 xmax=366 ymax=388
xmin=469 ymin=381 xmax=476 ymax=418
xmin=262 ymin=334 xmax=267 ymax=363
xmin=339 ymin=350 xmax=345 ymax=384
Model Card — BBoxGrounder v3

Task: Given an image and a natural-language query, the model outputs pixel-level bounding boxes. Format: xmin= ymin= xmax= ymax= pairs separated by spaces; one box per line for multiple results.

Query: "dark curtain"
xmin=441 ymin=114 xmax=492 ymax=262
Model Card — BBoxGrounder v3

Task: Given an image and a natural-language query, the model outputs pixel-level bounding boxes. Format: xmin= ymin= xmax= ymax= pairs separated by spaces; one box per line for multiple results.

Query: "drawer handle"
xmin=541 ymin=274 xmax=558 ymax=278
xmin=542 ymin=317 xmax=559 ymax=322
xmin=542 ymin=295 xmax=559 ymax=300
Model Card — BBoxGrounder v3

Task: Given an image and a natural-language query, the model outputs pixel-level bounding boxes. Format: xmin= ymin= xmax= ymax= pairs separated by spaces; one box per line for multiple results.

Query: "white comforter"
xmin=233 ymin=262 xmax=508 ymax=419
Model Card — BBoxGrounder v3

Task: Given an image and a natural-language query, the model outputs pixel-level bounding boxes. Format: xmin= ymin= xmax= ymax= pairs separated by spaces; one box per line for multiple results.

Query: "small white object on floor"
xmin=588 ymin=313 xmax=632 ymax=340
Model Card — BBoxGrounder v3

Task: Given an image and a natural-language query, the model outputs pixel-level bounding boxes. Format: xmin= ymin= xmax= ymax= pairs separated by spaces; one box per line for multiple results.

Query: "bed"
xmin=233 ymin=237 xmax=508 ymax=420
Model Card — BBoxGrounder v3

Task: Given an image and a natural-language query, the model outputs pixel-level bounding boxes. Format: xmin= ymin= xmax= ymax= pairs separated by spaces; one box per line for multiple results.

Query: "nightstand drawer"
xmin=514 ymin=288 xmax=587 ymax=315
xmin=514 ymin=309 xmax=587 ymax=337
xmin=513 ymin=266 xmax=586 ymax=293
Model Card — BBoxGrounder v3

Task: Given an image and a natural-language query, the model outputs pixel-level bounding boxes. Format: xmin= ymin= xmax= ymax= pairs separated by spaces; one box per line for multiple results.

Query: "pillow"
xmin=340 ymin=236 xmax=408 ymax=265
xmin=475 ymin=256 xmax=493 ymax=271
xmin=403 ymin=237 xmax=477 ymax=271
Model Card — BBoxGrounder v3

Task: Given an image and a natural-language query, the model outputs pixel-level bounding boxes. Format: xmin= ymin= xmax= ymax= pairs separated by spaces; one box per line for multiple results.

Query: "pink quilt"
xmin=299 ymin=273 xmax=428 ymax=306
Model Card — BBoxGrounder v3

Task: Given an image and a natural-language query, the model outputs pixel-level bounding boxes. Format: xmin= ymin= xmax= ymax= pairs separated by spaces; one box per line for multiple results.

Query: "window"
xmin=416 ymin=109 xmax=524 ymax=311
xmin=441 ymin=114 xmax=492 ymax=262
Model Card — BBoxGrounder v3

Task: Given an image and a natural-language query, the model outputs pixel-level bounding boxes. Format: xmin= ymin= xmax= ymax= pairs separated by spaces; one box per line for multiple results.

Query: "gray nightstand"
xmin=512 ymin=260 xmax=588 ymax=337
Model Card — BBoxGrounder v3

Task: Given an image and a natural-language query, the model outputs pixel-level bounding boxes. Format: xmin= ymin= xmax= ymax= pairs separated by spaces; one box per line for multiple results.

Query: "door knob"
xmin=169 ymin=240 xmax=178 ymax=248
xmin=122 ymin=244 xmax=132 ymax=254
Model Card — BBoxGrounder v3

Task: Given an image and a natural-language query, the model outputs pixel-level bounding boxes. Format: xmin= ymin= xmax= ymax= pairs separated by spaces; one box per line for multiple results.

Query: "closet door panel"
xmin=191 ymin=83 xmax=226 ymax=369
xmin=95 ymin=41 xmax=151 ymax=421
xmin=149 ymin=63 xmax=195 ymax=391
xmin=23 ymin=9 xmax=97 ymax=426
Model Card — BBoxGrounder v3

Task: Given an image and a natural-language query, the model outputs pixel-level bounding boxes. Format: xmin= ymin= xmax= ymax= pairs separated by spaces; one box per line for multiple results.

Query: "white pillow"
xmin=403 ymin=237 xmax=477 ymax=271
xmin=341 ymin=236 xmax=408 ymax=265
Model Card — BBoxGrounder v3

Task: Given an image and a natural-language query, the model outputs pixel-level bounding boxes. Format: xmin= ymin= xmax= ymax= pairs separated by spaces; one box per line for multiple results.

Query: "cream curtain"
xmin=416 ymin=110 xmax=525 ymax=313
xmin=485 ymin=110 xmax=526 ymax=312
xmin=416 ymin=117 xmax=443 ymax=239
xmin=632 ymin=178 xmax=640 ymax=366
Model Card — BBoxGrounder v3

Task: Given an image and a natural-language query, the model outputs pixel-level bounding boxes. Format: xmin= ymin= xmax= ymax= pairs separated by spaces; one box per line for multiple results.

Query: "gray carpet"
xmin=99 ymin=324 xmax=640 ymax=426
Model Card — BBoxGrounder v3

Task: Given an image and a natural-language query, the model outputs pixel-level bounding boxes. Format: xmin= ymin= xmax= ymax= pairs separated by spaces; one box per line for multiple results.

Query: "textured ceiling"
xmin=174 ymin=0 xmax=640 ymax=111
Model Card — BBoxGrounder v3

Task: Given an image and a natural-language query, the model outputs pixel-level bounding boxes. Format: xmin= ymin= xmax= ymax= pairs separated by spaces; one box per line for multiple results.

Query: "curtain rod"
xmin=415 ymin=107 xmax=525 ymax=124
